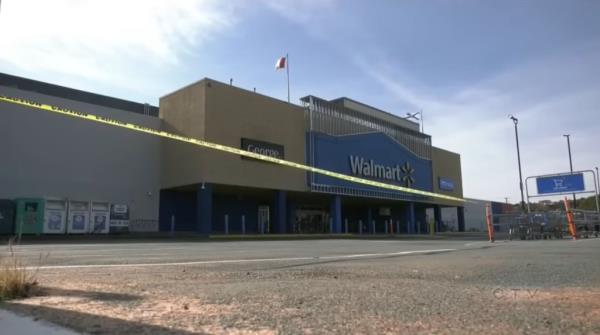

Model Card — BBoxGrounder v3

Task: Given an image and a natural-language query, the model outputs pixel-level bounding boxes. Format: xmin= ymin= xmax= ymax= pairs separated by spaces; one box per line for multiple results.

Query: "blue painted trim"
xmin=457 ymin=207 xmax=465 ymax=232
xmin=434 ymin=205 xmax=442 ymax=233
xmin=196 ymin=183 xmax=212 ymax=235
xmin=274 ymin=191 xmax=287 ymax=234
xmin=407 ymin=202 xmax=415 ymax=234
xmin=367 ymin=207 xmax=373 ymax=234
xmin=330 ymin=195 xmax=342 ymax=233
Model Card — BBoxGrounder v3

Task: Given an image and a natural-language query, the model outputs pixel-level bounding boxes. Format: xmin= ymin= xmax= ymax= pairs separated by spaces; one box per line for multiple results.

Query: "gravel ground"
xmin=1 ymin=238 xmax=599 ymax=334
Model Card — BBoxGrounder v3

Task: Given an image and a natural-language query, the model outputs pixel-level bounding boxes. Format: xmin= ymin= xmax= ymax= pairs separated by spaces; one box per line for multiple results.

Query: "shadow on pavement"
xmin=3 ymin=303 xmax=203 ymax=335
xmin=34 ymin=287 xmax=141 ymax=302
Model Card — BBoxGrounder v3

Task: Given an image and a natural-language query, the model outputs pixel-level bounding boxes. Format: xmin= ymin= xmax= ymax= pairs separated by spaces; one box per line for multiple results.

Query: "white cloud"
xmin=261 ymin=0 xmax=337 ymax=24
xmin=354 ymin=43 xmax=600 ymax=203
xmin=0 ymin=0 xmax=239 ymax=89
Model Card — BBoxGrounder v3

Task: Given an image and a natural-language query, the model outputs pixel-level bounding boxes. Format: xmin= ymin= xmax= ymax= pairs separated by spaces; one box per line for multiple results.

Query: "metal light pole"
xmin=596 ymin=166 xmax=600 ymax=214
xmin=509 ymin=115 xmax=526 ymax=212
xmin=563 ymin=134 xmax=576 ymax=208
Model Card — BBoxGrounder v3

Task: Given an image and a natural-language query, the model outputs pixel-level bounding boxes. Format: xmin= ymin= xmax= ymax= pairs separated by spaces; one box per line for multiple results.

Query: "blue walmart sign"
xmin=536 ymin=173 xmax=585 ymax=194
xmin=307 ymin=132 xmax=433 ymax=194
xmin=439 ymin=177 xmax=455 ymax=191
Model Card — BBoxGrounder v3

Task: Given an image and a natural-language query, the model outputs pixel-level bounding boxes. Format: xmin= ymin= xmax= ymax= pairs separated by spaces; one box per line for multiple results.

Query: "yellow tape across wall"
xmin=0 ymin=95 xmax=464 ymax=202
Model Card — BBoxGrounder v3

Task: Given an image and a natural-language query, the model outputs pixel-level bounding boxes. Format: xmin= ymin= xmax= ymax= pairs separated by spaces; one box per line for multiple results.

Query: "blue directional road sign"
xmin=536 ymin=173 xmax=585 ymax=195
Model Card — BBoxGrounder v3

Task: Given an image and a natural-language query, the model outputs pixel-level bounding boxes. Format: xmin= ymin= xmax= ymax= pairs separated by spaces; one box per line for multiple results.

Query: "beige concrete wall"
xmin=160 ymin=80 xmax=206 ymax=138
xmin=160 ymin=79 xmax=307 ymax=192
xmin=431 ymin=146 xmax=464 ymax=206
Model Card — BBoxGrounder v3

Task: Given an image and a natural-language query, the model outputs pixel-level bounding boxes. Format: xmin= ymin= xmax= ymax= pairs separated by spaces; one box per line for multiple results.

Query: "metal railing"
xmin=305 ymin=96 xmax=432 ymax=201
xmin=488 ymin=210 xmax=599 ymax=241
xmin=305 ymin=97 xmax=432 ymax=159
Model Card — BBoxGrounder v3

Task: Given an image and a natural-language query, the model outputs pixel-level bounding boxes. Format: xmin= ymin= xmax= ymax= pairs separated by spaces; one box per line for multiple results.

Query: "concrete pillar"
xmin=196 ymin=183 xmax=212 ymax=235
xmin=367 ymin=207 xmax=373 ymax=234
xmin=330 ymin=195 xmax=342 ymax=233
xmin=416 ymin=206 xmax=427 ymax=234
xmin=434 ymin=205 xmax=442 ymax=233
xmin=407 ymin=202 xmax=415 ymax=234
xmin=287 ymin=201 xmax=296 ymax=234
xmin=457 ymin=206 xmax=466 ymax=232
xmin=274 ymin=190 xmax=287 ymax=234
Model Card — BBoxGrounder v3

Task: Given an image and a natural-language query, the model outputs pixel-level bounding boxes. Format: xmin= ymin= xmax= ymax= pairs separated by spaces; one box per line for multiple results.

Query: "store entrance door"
xmin=295 ymin=208 xmax=329 ymax=233
xmin=258 ymin=205 xmax=270 ymax=234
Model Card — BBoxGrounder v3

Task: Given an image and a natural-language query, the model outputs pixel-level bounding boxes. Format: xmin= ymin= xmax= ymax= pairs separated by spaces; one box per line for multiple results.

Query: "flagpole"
xmin=286 ymin=53 xmax=290 ymax=103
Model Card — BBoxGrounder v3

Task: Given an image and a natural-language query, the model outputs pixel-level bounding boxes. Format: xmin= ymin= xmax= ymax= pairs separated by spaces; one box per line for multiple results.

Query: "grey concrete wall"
xmin=441 ymin=198 xmax=490 ymax=232
xmin=463 ymin=198 xmax=490 ymax=232
xmin=0 ymin=86 xmax=161 ymax=225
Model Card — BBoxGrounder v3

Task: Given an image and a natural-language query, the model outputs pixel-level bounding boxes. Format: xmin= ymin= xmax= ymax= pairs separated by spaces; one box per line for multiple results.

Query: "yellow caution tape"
xmin=0 ymin=95 xmax=464 ymax=202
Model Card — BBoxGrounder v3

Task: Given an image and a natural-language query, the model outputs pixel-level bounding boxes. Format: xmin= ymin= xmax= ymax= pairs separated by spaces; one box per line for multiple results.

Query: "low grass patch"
xmin=0 ymin=238 xmax=39 ymax=301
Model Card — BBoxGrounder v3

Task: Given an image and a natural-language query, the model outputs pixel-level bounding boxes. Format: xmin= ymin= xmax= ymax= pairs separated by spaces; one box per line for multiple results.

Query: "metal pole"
xmin=170 ymin=215 xmax=175 ymax=237
xmin=564 ymin=134 xmax=576 ymax=208
xmin=510 ymin=116 xmax=526 ymax=212
xmin=594 ymin=167 xmax=600 ymax=214
xmin=308 ymin=96 xmax=314 ymax=188
xmin=286 ymin=53 xmax=290 ymax=103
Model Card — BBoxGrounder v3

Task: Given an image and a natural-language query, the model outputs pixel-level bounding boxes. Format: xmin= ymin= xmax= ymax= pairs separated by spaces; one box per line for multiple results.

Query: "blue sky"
xmin=1 ymin=0 xmax=599 ymax=203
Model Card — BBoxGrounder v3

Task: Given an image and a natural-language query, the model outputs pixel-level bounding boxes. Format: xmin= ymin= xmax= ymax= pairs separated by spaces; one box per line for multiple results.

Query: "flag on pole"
xmin=275 ymin=56 xmax=286 ymax=70
xmin=275 ymin=54 xmax=290 ymax=102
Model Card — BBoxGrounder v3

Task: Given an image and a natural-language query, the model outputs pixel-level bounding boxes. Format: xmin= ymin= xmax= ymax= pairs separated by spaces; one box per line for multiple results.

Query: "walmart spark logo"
xmin=401 ymin=162 xmax=415 ymax=187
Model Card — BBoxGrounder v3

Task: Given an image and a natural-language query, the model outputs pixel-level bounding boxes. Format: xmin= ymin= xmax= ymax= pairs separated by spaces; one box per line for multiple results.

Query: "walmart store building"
xmin=0 ymin=73 xmax=465 ymax=235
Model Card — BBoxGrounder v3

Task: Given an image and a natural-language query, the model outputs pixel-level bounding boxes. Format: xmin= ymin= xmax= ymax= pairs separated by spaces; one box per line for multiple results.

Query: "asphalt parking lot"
xmin=1 ymin=236 xmax=599 ymax=334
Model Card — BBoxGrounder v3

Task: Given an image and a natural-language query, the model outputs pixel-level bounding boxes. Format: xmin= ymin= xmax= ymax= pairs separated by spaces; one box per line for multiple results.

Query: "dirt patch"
xmin=6 ymin=279 xmax=276 ymax=334
xmin=525 ymin=288 xmax=600 ymax=322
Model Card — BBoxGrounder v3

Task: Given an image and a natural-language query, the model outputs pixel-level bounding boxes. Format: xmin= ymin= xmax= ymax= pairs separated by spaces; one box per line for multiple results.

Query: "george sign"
xmin=439 ymin=177 xmax=455 ymax=191
xmin=241 ymin=138 xmax=284 ymax=160
xmin=536 ymin=173 xmax=585 ymax=194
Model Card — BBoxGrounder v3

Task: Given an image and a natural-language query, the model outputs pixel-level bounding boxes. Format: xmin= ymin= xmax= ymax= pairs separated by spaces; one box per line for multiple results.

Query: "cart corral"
xmin=488 ymin=208 xmax=599 ymax=241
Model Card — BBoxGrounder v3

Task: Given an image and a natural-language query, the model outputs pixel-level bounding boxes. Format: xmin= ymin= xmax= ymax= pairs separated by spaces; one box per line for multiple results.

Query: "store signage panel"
xmin=439 ymin=177 xmax=455 ymax=191
xmin=536 ymin=173 xmax=585 ymax=194
xmin=241 ymin=138 xmax=284 ymax=160
xmin=308 ymin=132 xmax=433 ymax=193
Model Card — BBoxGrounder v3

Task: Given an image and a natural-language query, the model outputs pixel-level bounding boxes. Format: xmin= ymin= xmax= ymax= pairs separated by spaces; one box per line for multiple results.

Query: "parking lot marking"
xmin=27 ymin=248 xmax=457 ymax=270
